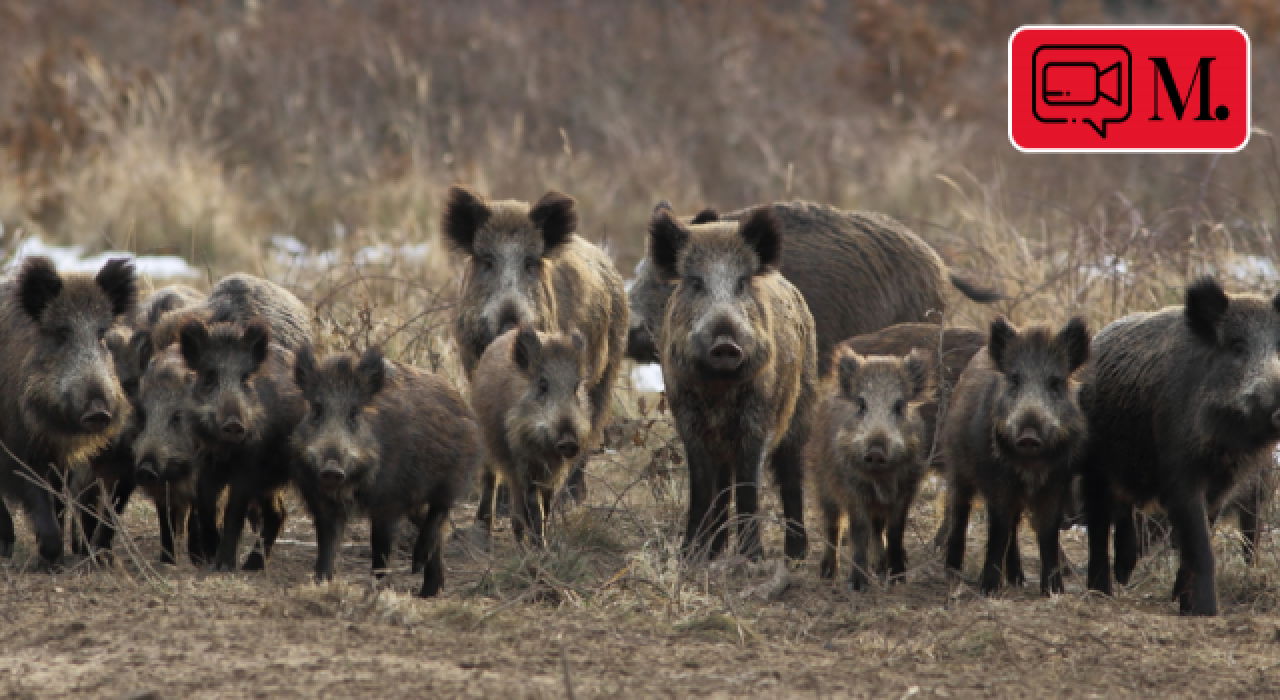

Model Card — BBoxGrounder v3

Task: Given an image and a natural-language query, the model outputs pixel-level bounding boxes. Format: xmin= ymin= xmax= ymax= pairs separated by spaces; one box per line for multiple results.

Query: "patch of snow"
xmin=630 ymin=363 xmax=665 ymax=392
xmin=6 ymin=237 xmax=200 ymax=279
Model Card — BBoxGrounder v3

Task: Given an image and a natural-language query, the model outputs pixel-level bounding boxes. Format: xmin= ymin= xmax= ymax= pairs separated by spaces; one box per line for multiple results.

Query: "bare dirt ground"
xmin=2 ymin=400 xmax=1280 ymax=699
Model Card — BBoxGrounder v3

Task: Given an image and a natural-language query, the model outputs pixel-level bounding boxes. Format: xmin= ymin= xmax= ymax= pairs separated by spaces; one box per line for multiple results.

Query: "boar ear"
xmin=739 ymin=207 xmax=782 ymax=271
xmin=357 ymin=347 xmax=386 ymax=398
xmin=987 ymin=317 xmax=1017 ymax=374
xmin=513 ymin=324 xmax=541 ymax=372
xmin=16 ymin=256 xmax=63 ymax=322
xmin=1057 ymin=317 xmax=1091 ymax=373
xmin=293 ymin=344 xmax=318 ymax=394
xmin=178 ymin=319 xmax=209 ymax=369
xmin=648 ymin=209 xmax=690 ymax=280
xmin=837 ymin=349 xmax=862 ymax=395
xmin=569 ymin=327 xmax=588 ymax=357
xmin=130 ymin=330 xmax=155 ymax=375
xmin=530 ymin=190 xmax=578 ymax=253
xmin=691 ymin=208 xmax=720 ymax=225
xmin=903 ymin=348 xmax=934 ymax=401
xmin=442 ymin=185 xmax=491 ymax=255
xmin=96 ymin=258 xmax=138 ymax=318
xmin=241 ymin=320 xmax=271 ymax=369
xmin=1185 ymin=276 xmax=1229 ymax=344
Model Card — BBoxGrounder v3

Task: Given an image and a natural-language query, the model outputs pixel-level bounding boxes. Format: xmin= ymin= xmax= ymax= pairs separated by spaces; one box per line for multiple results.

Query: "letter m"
xmin=1149 ymin=57 xmax=1215 ymax=121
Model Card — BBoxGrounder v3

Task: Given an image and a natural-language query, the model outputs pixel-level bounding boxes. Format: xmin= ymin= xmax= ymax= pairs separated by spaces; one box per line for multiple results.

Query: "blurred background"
xmin=0 ymin=0 xmax=1276 ymax=334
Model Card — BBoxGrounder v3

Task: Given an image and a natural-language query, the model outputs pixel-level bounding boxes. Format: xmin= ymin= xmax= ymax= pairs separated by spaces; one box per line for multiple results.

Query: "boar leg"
xmin=1169 ymin=494 xmax=1218 ymax=616
xmin=243 ymin=491 xmax=286 ymax=571
xmin=371 ymin=518 xmax=395 ymax=578
xmin=416 ymin=500 xmax=451 ymax=598
xmin=1234 ymin=484 xmax=1263 ymax=567
xmin=847 ymin=514 xmax=874 ymax=592
xmin=1083 ymin=470 xmax=1115 ymax=596
xmin=818 ymin=500 xmax=843 ymax=580
xmin=90 ymin=477 xmax=135 ymax=555
xmin=771 ymin=438 xmax=808 ymax=560
xmin=312 ymin=504 xmax=344 ymax=583
xmin=155 ymin=485 xmax=180 ymax=565
xmin=887 ymin=497 xmax=912 ymax=584
xmin=979 ymin=499 xmax=1014 ymax=595
xmin=194 ymin=471 xmax=223 ymax=564
xmin=1113 ymin=503 xmax=1139 ymax=585
xmin=1003 ymin=507 xmax=1026 ymax=587
xmin=475 ymin=469 xmax=502 ymax=530
xmin=22 ymin=480 xmax=64 ymax=568
xmin=210 ymin=479 xmax=256 ymax=572
xmin=1032 ymin=488 xmax=1066 ymax=595
xmin=733 ymin=448 xmax=765 ymax=561
xmin=0 ymin=499 xmax=14 ymax=557
xmin=681 ymin=440 xmax=724 ymax=560
xmin=943 ymin=476 xmax=975 ymax=574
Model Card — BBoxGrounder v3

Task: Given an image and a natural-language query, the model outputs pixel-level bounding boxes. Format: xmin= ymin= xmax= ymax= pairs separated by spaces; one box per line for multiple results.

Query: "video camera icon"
xmin=1032 ymin=45 xmax=1132 ymax=137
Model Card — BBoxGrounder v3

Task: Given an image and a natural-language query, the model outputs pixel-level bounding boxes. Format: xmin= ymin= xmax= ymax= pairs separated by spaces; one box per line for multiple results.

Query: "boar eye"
xmin=53 ymin=327 xmax=71 ymax=346
xmin=1008 ymin=373 xmax=1022 ymax=389
xmin=524 ymin=257 xmax=540 ymax=273
xmin=892 ymin=399 xmax=905 ymax=417
xmin=855 ymin=397 xmax=868 ymax=415
xmin=202 ymin=372 xmax=217 ymax=389
xmin=537 ymin=377 xmax=550 ymax=396
xmin=478 ymin=255 xmax=495 ymax=271
xmin=349 ymin=406 xmax=361 ymax=422
xmin=1048 ymin=377 xmax=1066 ymax=395
xmin=98 ymin=327 xmax=108 ymax=342
xmin=312 ymin=403 xmax=325 ymax=421
xmin=240 ymin=373 xmax=252 ymax=386
xmin=688 ymin=277 xmax=705 ymax=294
xmin=736 ymin=276 xmax=750 ymax=295
xmin=1228 ymin=338 xmax=1247 ymax=354
xmin=170 ymin=412 xmax=183 ymax=429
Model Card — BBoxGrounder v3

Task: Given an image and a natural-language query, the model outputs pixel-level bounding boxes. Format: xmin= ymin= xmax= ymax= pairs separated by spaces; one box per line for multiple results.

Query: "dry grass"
xmin=1 ymin=1 xmax=1280 ymax=697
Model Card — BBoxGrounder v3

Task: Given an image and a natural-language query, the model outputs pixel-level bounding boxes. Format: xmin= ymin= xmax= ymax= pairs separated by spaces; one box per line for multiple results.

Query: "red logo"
xmin=1010 ymin=26 xmax=1250 ymax=152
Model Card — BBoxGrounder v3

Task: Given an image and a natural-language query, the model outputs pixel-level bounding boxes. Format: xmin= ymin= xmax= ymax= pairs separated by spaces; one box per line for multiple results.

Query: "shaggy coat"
xmin=444 ymin=185 xmax=628 ymax=518
xmin=809 ymin=348 xmax=932 ymax=591
xmin=943 ymin=317 xmax=1090 ymax=596
xmin=0 ymin=256 xmax=136 ymax=566
xmin=1080 ymin=278 xmax=1280 ymax=615
xmin=627 ymin=201 xmax=1000 ymax=375
xmin=653 ymin=207 xmax=817 ymax=561
xmin=291 ymin=347 xmax=481 ymax=597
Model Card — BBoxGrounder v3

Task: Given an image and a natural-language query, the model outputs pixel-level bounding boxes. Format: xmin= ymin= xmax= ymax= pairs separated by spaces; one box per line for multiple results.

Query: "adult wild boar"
xmin=651 ymin=206 xmax=817 ymax=560
xmin=1080 ymin=278 xmax=1280 ymax=615
xmin=627 ymin=201 xmax=1001 ymax=375
xmin=291 ymin=346 xmax=481 ymax=596
xmin=810 ymin=348 xmax=933 ymax=591
xmin=943 ymin=317 xmax=1090 ymax=596
xmin=0 ymin=256 xmax=136 ymax=567
xmin=443 ymin=185 xmax=628 ymax=517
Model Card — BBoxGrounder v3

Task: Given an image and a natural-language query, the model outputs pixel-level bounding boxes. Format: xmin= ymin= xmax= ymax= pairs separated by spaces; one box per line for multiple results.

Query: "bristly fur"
xmin=529 ymin=190 xmax=578 ymax=252
xmin=443 ymin=185 xmax=493 ymax=253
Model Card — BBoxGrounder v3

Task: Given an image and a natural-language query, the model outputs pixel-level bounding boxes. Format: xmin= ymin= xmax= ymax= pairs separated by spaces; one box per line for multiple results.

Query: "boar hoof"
xmin=0 ymin=540 xmax=14 ymax=558
xmin=209 ymin=560 xmax=237 ymax=573
xmin=242 ymin=552 xmax=266 ymax=571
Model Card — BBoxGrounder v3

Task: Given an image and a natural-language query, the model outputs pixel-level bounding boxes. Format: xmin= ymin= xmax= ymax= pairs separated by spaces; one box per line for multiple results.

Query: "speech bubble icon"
xmin=1033 ymin=45 xmax=1132 ymax=137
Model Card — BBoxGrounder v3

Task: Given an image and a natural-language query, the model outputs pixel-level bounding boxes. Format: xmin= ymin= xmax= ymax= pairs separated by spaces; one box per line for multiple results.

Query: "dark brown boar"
xmin=651 ymin=206 xmax=817 ymax=560
xmin=79 ymin=284 xmax=205 ymax=555
xmin=443 ymin=185 xmax=628 ymax=516
xmin=1080 ymin=278 xmax=1280 ymax=615
xmin=470 ymin=325 xmax=592 ymax=546
xmin=943 ymin=317 xmax=1090 ymax=596
xmin=627 ymin=201 xmax=1001 ymax=375
xmin=0 ymin=256 xmax=136 ymax=567
xmin=179 ymin=318 xmax=306 ymax=571
xmin=810 ymin=348 xmax=933 ymax=591
xmin=291 ymin=346 xmax=482 ymax=596
xmin=129 ymin=346 xmax=206 ymax=564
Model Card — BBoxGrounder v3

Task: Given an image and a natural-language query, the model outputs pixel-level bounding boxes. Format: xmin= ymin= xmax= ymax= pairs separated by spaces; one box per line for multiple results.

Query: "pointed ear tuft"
xmin=16 ymin=256 xmax=63 ymax=322
xmin=988 ymin=317 xmax=1017 ymax=374
xmin=442 ymin=185 xmax=491 ymax=254
xmin=178 ymin=319 xmax=210 ymax=370
xmin=1057 ymin=317 xmax=1091 ymax=373
xmin=837 ymin=349 xmax=862 ymax=395
xmin=903 ymin=348 xmax=934 ymax=401
xmin=690 ymin=208 xmax=720 ymax=225
xmin=648 ymin=209 xmax=690 ymax=280
xmin=357 ymin=347 xmax=386 ymax=398
xmin=241 ymin=320 xmax=271 ymax=369
xmin=738 ymin=207 xmax=782 ymax=270
xmin=513 ymin=324 xmax=541 ymax=373
xmin=1185 ymin=276 xmax=1228 ymax=345
xmin=96 ymin=258 xmax=138 ymax=318
xmin=530 ymin=190 xmax=578 ymax=253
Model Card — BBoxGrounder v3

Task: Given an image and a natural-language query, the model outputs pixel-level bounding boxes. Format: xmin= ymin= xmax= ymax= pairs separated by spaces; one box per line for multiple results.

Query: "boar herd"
xmin=0 ymin=185 xmax=1274 ymax=618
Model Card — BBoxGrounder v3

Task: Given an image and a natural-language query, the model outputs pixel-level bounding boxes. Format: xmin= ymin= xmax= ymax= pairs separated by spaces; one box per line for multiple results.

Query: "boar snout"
xmin=319 ymin=459 xmax=346 ymax=487
xmin=80 ymin=397 xmax=113 ymax=433
xmin=863 ymin=444 xmax=889 ymax=468
xmin=707 ymin=335 xmax=745 ymax=371
xmin=556 ymin=434 xmax=581 ymax=460
xmin=135 ymin=459 xmax=159 ymax=486
xmin=220 ymin=416 xmax=246 ymax=442
xmin=1015 ymin=426 xmax=1044 ymax=453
